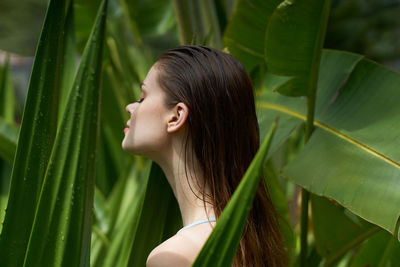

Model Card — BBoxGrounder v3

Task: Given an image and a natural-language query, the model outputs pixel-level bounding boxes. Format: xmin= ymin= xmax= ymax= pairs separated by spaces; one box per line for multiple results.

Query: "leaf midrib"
xmin=257 ymin=102 xmax=400 ymax=169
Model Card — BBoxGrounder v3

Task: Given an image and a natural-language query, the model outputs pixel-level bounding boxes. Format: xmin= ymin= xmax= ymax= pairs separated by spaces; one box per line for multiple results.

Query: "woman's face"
xmin=122 ymin=65 xmax=171 ymax=158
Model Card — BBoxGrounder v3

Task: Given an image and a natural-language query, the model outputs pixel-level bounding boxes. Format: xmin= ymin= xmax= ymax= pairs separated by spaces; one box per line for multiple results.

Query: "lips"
xmin=124 ymin=122 xmax=130 ymax=133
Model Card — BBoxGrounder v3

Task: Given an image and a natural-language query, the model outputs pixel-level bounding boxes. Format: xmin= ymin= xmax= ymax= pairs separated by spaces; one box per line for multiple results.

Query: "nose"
xmin=126 ymin=103 xmax=136 ymax=115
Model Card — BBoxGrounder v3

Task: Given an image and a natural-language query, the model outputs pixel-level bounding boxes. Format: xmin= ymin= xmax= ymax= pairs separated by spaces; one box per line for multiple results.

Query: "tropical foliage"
xmin=0 ymin=0 xmax=399 ymax=266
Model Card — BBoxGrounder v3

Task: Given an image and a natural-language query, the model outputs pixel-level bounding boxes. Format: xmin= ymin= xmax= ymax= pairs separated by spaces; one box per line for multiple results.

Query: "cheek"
xmin=124 ymin=104 xmax=168 ymax=152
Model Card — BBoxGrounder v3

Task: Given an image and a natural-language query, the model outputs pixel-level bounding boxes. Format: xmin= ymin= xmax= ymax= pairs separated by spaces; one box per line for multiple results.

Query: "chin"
xmin=121 ymin=138 xmax=133 ymax=152
xmin=122 ymin=139 xmax=144 ymax=156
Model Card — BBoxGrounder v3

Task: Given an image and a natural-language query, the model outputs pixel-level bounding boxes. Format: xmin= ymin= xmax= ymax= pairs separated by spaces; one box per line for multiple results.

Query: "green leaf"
xmin=127 ymin=162 xmax=181 ymax=267
xmin=265 ymin=0 xmax=331 ymax=97
xmin=349 ymin=230 xmax=400 ymax=267
xmin=58 ymin=1 xmax=77 ymax=126
xmin=280 ymin=50 xmax=400 ymax=241
xmin=0 ymin=0 xmax=48 ymax=56
xmin=0 ymin=0 xmax=67 ymax=264
xmin=0 ymin=118 xmax=18 ymax=165
xmin=95 ymin=163 xmax=149 ymax=267
xmin=311 ymin=194 xmax=378 ymax=265
xmin=223 ymin=0 xmax=281 ymax=72
xmin=0 ymin=160 xmax=12 ymax=234
xmin=192 ymin=120 xmax=277 ymax=267
xmin=0 ymin=55 xmax=16 ymax=122
xmin=263 ymin=161 xmax=296 ymax=259
xmin=95 ymin=162 xmax=181 ymax=267
xmin=121 ymin=0 xmax=175 ymax=37
xmin=173 ymin=0 xmax=222 ymax=47
xmin=22 ymin=0 xmax=107 ymax=265
xmin=91 ymin=163 xmax=132 ymax=266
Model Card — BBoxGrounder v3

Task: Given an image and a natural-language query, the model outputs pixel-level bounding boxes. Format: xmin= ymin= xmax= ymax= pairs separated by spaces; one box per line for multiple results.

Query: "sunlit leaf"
xmin=278 ymin=50 xmax=400 ymax=241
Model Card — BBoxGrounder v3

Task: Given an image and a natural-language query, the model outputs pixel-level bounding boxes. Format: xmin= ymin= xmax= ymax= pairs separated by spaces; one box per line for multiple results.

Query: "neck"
xmin=155 ymin=143 xmax=215 ymax=227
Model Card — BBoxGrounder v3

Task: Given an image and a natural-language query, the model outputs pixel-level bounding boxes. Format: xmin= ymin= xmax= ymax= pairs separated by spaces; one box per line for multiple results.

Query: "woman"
xmin=122 ymin=46 xmax=287 ymax=267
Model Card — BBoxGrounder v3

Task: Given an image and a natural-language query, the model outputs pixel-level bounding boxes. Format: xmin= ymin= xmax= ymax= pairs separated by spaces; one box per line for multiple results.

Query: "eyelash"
xmin=136 ymin=98 xmax=144 ymax=103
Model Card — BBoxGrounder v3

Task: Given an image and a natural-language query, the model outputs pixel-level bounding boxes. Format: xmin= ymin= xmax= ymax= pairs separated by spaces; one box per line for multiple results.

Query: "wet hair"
xmin=155 ymin=45 xmax=287 ymax=267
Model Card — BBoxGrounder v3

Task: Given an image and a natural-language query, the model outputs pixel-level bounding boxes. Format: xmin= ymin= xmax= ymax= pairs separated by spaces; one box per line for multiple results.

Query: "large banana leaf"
xmin=192 ymin=121 xmax=277 ymax=266
xmin=0 ymin=0 xmax=67 ymax=264
xmin=22 ymin=0 xmax=107 ymax=265
xmin=265 ymin=0 xmax=331 ymax=97
xmin=223 ymin=0 xmax=281 ymax=72
xmin=258 ymin=49 xmax=400 ymax=241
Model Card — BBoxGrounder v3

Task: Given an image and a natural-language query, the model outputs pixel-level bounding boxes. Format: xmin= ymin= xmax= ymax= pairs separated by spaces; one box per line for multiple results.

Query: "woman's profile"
xmin=122 ymin=45 xmax=287 ymax=267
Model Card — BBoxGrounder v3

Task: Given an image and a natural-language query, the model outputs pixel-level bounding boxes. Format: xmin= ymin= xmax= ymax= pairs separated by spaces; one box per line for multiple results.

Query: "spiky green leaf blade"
xmin=22 ymin=0 xmax=107 ymax=265
xmin=263 ymin=162 xmax=296 ymax=259
xmin=192 ymin=120 xmax=277 ymax=267
xmin=127 ymin=162 xmax=181 ymax=267
xmin=90 ymin=162 xmax=133 ymax=267
xmin=0 ymin=160 xmax=12 ymax=234
xmin=97 ymin=162 xmax=149 ymax=267
xmin=0 ymin=54 xmax=17 ymax=241
xmin=93 ymin=161 xmax=180 ymax=267
xmin=0 ymin=0 xmax=67 ymax=264
xmin=58 ymin=0 xmax=77 ymax=126
xmin=223 ymin=0 xmax=281 ymax=72
xmin=265 ymin=0 xmax=331 ymax=96
xmin=0 ymin=119 xmax=18 ymax=165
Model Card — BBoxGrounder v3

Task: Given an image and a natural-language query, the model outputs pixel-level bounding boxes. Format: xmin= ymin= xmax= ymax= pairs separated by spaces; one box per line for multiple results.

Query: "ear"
xmin=167 ymin=102 xmax=189 ymax=133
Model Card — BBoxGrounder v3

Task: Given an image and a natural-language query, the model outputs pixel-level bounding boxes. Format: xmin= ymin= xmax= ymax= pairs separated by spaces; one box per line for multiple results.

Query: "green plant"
xmin=0 ymin=0 xmax=399 ymax=266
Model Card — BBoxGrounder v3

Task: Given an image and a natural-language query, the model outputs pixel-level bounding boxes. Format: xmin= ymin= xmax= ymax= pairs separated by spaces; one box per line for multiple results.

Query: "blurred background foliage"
xmin=1 ymin=0 xmax=400 ymax=116
xmin=0 ymin=0 xmax=400 ymax=266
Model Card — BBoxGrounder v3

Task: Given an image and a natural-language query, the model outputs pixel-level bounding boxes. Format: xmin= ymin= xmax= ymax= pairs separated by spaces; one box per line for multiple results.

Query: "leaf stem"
xmin=300 ymin=0 xmax=332 ymax=264
xmin=300 ymin=189 xmax=310 ymax=266
xmin=300 ymin=75 xmax=318 ymax=267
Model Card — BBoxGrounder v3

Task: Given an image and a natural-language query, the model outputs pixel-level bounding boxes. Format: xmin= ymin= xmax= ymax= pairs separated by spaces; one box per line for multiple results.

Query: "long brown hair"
xmin=155 ymin=45 xmax=287 ymax=267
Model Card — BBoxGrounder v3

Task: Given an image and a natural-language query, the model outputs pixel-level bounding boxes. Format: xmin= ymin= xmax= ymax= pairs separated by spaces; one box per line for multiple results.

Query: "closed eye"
xmin=136 ymin=98 xmax=144 ymax=103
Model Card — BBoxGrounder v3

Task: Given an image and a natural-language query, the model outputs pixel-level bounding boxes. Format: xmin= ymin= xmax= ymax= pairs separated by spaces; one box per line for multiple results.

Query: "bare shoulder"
xmin=146 ymin=225 xmax=214 ymax=267
xmin=146 ymin=247 xmax=191 ymax=267
xmin=146 ymin=234 xmax=195 ymax=267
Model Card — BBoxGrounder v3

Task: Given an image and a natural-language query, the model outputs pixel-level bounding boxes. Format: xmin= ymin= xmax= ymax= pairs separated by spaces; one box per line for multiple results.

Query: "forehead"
xmin=143 ymin=65 xmax=159 ymax=87
xmin=141 ymin=65 xmax=164 ymax=95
